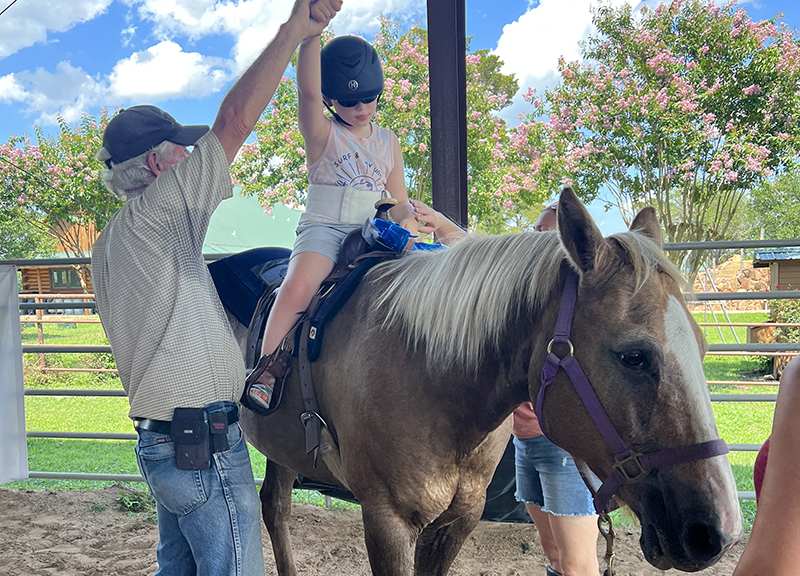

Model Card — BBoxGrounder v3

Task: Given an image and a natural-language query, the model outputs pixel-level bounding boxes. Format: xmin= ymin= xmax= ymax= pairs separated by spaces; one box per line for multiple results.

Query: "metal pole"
xmin=426 ymin=0 xmax=468 ymax=227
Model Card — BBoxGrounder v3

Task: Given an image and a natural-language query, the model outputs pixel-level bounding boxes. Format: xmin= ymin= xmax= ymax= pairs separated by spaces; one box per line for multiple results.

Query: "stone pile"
xmin=688 ymin=256 xmax=770 ymax=312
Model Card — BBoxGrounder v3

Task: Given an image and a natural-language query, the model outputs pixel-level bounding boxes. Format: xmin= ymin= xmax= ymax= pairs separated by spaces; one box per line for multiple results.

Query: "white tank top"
xmin=307 ymin=117 xmax=395 ymax=190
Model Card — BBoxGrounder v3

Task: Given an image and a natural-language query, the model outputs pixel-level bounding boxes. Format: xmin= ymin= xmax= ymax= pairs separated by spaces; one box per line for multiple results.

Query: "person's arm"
xmin=297 ymin=36 xmax=331 ymax=164
xmin=409 ymin=199 xmax=467 ymax=246
xmin=385 ymin=133 xmax=419 ymax=236
xmin=212 ymin=0 xmax=341 ymax=165
xmin=733 ymin=356 xmax=800 ymax=576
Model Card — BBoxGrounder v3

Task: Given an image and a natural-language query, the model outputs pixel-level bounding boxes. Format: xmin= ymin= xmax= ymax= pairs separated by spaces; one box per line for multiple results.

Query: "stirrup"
xmin=248 ymin=382 xmax=274 ymax=410
xmin=240 ymin=352 xmax=289 ymax=416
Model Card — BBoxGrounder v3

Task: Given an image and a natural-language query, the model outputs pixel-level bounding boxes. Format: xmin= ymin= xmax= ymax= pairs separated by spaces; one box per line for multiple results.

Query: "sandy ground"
xmin=0 ymin=486 xmax=746 ymax=576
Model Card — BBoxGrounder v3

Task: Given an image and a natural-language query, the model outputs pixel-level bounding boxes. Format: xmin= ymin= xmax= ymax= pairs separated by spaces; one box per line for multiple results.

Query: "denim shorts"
xmin=513 ymin=434 xmax=596 ymax=517
xmin=134 ymin=401 xmax=264 ymax=576
xmin=293 ymin=221 xmax=362 ymax=263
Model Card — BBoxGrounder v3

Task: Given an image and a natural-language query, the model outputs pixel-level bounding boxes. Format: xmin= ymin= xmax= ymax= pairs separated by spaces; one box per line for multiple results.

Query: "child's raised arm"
xmin=297 ymin=37 xmax=331 ymax=164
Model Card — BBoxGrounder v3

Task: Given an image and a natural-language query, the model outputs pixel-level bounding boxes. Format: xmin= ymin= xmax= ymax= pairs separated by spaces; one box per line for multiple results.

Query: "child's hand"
xmin=398 ymin=215 xmax=421 ymax=240
xmin=410 ymin=199 xmax=441 ymax=235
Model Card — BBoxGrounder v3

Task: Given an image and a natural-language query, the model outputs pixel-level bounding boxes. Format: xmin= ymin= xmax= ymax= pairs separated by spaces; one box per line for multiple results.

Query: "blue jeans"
xmin=513 ymin=434 xmax=595 ymax=516
xmin=135 ymin=401 xmax=265 ymax=576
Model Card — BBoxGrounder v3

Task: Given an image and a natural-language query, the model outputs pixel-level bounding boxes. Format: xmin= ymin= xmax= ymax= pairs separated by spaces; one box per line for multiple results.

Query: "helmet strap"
xmin=323 ymin=101 xmax=352 ymax=127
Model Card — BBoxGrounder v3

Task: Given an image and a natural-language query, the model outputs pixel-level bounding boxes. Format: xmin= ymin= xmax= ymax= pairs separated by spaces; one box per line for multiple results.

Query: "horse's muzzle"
xmin=634 ymin=480 xmax=740 ymax=572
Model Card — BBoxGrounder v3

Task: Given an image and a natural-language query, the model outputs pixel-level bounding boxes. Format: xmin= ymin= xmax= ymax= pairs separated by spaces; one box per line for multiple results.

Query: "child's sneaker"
xmin=247 ymin=381 xmax=274 ymax=410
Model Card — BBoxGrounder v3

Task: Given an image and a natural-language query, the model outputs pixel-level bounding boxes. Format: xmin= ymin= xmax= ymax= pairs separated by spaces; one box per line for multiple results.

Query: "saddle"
xmin=241 ymin=244 xmax=396 ymax=417
xmin=211 ymin=199 xmax=407 ymax=460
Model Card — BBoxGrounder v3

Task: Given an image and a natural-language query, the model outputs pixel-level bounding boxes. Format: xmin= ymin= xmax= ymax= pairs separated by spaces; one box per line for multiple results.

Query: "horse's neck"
xmin=471 ymin=295 xmax=561 ymax=440
xmin=440 ymin=315 xmax=545 ymax=450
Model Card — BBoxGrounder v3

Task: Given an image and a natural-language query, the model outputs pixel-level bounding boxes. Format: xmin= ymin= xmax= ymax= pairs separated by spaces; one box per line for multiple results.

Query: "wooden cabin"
xmin=753 ymin=247 xmax=800 ymax=291
xmin=18 ymin=221 xmax=97 ymax=297
xmin=19 ymin=265 xmax=94 ymax=295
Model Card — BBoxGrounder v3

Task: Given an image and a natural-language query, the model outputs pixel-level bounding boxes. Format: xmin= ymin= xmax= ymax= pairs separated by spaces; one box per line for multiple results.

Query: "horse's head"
xmin=536 ymin=187 xmax=742 ymax=571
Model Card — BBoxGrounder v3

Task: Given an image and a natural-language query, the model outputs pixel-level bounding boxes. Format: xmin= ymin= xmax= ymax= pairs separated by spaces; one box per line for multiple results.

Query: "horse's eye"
xmin=619 ymin=351 xmax=647 ymax=369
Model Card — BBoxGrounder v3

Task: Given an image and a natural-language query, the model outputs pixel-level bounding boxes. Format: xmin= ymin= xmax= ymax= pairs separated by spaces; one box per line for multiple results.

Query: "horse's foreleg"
xmin=361 ymin=506 xmax=419 ymax=576
xmin=260 ymin=460 xmax=298 ymax=576
xmin=413 ymin=504 xmax=484 ymax=576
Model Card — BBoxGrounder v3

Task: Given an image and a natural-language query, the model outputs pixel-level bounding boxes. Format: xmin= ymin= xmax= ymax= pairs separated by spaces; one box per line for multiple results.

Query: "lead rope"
xmin=598 ymin=512 xmax=616 ymax=576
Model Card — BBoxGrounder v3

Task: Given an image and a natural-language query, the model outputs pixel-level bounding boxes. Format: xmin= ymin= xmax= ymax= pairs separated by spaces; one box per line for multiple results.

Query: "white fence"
xmin=3 ymin=241 xmax=800 ymax=499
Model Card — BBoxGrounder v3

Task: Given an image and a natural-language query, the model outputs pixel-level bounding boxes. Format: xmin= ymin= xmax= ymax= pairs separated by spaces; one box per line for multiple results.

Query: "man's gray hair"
xmin=96 ymin=140 xmax=179 ymax=200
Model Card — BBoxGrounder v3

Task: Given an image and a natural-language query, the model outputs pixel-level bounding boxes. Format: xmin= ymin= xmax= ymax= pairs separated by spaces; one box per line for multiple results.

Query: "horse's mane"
xmin=369 ymin=229 xmax=682 ymax=372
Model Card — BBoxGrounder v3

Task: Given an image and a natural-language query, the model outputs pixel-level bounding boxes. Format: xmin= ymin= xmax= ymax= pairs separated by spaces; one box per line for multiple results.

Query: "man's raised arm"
xmin=212 ymin=0 xmax=342 ymax=164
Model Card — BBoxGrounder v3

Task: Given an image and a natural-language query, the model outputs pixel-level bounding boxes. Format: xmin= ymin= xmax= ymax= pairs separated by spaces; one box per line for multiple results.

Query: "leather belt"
xmin=133 ymin=410 xmax=239 ymax=436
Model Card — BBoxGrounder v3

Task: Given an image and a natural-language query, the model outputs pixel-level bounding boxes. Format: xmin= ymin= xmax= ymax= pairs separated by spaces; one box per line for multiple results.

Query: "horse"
xmin=227 ymin=187 xmax=742 ymax=575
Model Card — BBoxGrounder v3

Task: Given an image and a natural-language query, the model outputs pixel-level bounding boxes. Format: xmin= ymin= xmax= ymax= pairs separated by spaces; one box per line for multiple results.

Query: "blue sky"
xmin=1 ymin=0 xmax=798 ymax=233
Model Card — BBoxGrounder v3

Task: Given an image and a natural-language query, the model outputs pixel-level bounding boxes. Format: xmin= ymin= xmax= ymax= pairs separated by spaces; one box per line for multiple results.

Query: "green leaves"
xmin=510 ymin=0 xmax=800 ymax=278
xmin=229 ymin=19 xmax=543 ymax=227
xmin=0 ymin=109 xmax=121 ymax=259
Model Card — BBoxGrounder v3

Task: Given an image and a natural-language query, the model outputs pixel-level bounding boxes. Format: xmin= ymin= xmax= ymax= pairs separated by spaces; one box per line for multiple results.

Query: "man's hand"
xmin=310 ymin=0 xmax=342 ymax=25
xmin=290 ymin=0 xmax=342 ymax=40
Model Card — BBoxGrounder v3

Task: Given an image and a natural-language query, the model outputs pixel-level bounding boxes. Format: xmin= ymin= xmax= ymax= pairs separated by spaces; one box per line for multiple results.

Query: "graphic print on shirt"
xmin=332 ymin=151 xmax=384 ymax=190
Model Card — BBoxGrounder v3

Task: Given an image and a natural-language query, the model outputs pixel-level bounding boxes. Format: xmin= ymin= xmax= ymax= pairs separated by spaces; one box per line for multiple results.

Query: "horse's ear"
xmin=630 ymin=207 xmax=662 ymax=249
xmin=557 ymin=186 xmax=608 ymax=274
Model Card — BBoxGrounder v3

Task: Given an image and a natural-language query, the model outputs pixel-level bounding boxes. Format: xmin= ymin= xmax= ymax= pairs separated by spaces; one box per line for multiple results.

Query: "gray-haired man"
xmin=91 ymin=1 xmax=342 ymax=574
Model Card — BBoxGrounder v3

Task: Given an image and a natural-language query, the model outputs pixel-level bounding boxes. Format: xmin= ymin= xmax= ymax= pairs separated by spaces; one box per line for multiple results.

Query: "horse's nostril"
xmin=684 ymin=523 xmax=723 ymax=557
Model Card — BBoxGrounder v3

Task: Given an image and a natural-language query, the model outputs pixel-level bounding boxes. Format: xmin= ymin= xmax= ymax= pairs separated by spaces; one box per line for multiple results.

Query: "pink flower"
xmin=742 ymin=84 xmax=762 ymax=96
xmin=418 ymin=143 xmax=427 ymax=152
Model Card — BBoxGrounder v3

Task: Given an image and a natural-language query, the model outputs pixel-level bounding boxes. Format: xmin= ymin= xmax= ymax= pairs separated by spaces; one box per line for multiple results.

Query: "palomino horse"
xmin=230 ymin=187 xmax=741 ymax=575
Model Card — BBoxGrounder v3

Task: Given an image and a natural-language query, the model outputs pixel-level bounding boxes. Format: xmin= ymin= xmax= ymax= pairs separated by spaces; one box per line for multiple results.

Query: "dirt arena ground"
xmin=0 ymin=486 xmax=746 ymax=576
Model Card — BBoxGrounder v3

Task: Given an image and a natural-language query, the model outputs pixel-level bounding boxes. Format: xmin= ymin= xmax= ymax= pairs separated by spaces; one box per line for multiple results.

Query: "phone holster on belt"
xmin=171 ymin=408 xmax=211 ymax=470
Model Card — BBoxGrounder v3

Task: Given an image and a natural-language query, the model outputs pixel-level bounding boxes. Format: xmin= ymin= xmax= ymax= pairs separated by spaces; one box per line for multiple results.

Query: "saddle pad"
xmin=208 ymin=247 xmax=292 ymax=327
xmin=307 ymin=255 xmax=392 ymax=362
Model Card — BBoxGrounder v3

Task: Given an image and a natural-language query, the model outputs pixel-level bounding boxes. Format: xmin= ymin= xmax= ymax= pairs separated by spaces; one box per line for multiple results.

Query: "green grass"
xmin=10 ymin=314 xmax=777 ymax=528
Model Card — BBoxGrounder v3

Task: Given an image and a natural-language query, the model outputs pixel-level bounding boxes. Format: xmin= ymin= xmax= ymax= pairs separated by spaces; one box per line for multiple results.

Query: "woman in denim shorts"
xmin=513 ymin=204 xmax=600 ymax=576
xmin=513 ymin=414 xmax=599 ymax=576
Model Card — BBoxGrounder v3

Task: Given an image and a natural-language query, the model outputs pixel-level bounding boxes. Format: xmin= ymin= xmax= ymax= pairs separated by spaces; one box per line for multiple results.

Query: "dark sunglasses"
xmin=336 ymin=94 xmax=379 ymax=108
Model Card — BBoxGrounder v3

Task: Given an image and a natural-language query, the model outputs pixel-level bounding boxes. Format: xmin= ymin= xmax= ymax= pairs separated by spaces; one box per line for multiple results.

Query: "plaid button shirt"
xmin=92 ymin=131 xmax=245 ymax=421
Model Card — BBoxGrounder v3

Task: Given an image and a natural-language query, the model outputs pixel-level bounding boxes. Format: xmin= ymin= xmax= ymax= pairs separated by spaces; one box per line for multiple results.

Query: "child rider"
xmin=244 ymin=34 xmax=419 ymax=412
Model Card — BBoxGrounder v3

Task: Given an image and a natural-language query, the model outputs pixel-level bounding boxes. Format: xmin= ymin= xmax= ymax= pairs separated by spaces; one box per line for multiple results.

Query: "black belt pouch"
xmin=171 ymin=408 xmax=211 ymax=471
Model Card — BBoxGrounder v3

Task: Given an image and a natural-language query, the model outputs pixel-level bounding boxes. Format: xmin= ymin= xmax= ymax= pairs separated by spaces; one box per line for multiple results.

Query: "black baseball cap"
xmin=102 ymin=105 xmax=209 ymax=167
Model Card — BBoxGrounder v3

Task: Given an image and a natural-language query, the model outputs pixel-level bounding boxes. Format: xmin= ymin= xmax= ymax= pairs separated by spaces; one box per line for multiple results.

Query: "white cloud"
xmin=333 ymin=0 xmax=424 ymax=35
xmin=0 ymin=0 xmax=423 ymax=126
xmin=108 ymin=40 xmax=232 ymax=100
xmin=3 ymin=40 xmax=231 ymax=125
xmin=3 ymin=62 xmax=107 ymax=124
xmin=0 ymin=74 xmax=29 ymax=103
xmin=134 ymin=0 xmax=424 ymax=72
xmin=121 ymin=25 xmax=137 ymax=47
xmin=493 ymin=0 xmax=635 ymax=124
xmin=0 ymin=0 xmax=113 ymax=59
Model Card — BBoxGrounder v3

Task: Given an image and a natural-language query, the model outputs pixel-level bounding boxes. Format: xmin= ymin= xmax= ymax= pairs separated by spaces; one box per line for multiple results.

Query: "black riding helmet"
xmin=321 ymin=36 xmax=384 ymax=104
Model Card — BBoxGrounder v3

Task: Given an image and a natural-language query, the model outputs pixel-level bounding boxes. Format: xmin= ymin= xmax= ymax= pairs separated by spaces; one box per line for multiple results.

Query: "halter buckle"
xmin=613 ymin=451 xmax=648 ymax=483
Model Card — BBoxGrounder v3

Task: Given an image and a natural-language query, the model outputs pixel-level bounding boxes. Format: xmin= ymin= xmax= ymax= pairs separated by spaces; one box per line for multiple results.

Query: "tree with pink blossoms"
xmin=0 ymin=110 xmax=119 ymax=268
xmin=510 ymin=0 xmax=800 ymax=278
xmin=230 ymin=19 xmax=537 ymax=229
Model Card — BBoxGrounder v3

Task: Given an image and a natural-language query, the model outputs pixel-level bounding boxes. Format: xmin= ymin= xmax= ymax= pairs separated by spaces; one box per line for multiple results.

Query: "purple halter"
xmin=534 ymin=269 xmax=729 ymax=514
